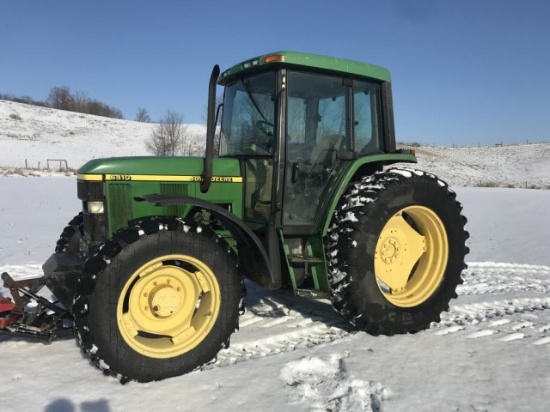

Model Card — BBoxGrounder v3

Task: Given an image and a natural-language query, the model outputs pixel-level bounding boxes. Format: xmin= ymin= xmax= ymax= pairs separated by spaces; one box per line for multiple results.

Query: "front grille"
xmin=77 ymin=181 xmax=103 ymax=201
xmin=83 ymin=212 xmax=107 ymax=242
xmin=107 ymin=183 xmax=132 ymax=233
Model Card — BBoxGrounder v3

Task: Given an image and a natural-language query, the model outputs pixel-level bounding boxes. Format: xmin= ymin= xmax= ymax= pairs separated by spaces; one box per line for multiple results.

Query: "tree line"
xmin=1 ymin=86 xmax=123 ymax=119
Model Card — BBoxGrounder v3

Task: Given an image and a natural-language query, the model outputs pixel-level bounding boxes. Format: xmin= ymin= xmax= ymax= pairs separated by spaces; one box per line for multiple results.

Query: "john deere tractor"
xmin=0 ymin=51 xmax=468 ymax=382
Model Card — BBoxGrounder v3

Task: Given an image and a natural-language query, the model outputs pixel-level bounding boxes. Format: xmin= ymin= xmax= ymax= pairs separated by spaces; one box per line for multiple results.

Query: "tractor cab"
xmin=216 ymin=52 xmax=397 ymax=236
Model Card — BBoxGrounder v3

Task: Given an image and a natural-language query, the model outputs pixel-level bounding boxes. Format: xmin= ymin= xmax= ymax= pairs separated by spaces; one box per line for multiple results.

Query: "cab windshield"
xmin=219 ymin=71 xmax=276 ymax=156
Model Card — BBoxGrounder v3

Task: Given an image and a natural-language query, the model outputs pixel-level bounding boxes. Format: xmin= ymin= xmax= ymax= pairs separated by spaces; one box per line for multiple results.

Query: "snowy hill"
xmin=409 ymin=144 xmax=550 ymax=189
xmin=2 ymin=99 xmax=549 ymax=188
xmin=0 ymin=99 xmax=206 ymax=171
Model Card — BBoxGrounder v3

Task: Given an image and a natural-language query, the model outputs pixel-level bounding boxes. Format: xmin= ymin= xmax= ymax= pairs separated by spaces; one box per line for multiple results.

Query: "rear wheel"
xmin=73 ymin=217 xmax=243 ymax=382
xmin=326 ymin=168 xmax=469 ymax=335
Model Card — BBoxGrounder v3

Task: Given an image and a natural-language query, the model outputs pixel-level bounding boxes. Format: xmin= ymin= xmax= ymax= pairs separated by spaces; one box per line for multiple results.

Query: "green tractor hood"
xmin=78 ymin=156 xmax=242 ymax=180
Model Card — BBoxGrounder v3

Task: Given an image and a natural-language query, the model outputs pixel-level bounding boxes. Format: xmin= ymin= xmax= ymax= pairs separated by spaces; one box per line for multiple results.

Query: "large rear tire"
xmin=73 ymin=217 xmax=243 ymax=382
xmin=326 ymin=168 xmax=469 ymax=335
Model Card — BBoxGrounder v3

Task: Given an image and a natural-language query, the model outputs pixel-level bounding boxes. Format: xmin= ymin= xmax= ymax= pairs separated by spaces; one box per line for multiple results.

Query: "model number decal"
xmin=107 ymin=174 xmax=132 ymax=181
xmin=101 ymin=174 xmax=243 ymax=182
xmin=211 ymin=176 xmax=237 ymax=182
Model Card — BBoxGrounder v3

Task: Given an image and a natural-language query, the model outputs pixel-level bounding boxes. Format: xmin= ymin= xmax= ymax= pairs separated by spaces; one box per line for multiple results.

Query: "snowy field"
xmin=0 ymin=100 xmax=549 ymax=411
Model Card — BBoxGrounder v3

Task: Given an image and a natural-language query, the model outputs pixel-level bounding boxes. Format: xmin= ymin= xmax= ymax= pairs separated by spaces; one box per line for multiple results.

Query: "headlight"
xmin=87 ymin=201 xmax=105 ymax=214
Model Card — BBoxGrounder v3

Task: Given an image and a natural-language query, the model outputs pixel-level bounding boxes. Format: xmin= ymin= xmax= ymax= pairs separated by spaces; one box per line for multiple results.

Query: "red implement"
xmin=0 ymin=296 xmax=19 ymax=329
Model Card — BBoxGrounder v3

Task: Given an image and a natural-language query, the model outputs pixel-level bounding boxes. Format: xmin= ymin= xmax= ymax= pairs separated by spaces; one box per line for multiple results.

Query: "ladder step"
xmin=287 ymin=255 xmax=324 ymax=264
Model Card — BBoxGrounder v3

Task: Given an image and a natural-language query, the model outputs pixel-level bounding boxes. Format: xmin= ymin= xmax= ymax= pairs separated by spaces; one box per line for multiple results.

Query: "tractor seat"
xmin=305 ymin=134 xmax=343 ymax=175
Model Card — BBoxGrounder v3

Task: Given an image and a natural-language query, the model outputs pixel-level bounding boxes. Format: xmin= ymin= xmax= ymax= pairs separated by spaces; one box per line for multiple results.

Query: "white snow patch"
xmin=388 ymin=169 xmax=412 ymax=178
xmin=280 ymin=355 xmax=389 ymax=412
xmin=341 ymin=211 xmax=359 ymax=223
xmin=499 ymin=333 xmax=525 ymax=342
xmin=467 ymin=329 xmax=497 ymax=338
xmin=533 ymin=337 xmax=550 ymax=346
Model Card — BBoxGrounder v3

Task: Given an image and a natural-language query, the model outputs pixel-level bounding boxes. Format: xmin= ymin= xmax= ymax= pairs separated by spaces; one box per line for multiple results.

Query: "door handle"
xmin=291 ymin=162 xmax=300 ymax=183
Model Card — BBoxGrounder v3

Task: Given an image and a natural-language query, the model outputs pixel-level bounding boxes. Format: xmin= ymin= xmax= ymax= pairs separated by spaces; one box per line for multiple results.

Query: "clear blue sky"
xmin=1 ymin=0 xmax=549 ymax=146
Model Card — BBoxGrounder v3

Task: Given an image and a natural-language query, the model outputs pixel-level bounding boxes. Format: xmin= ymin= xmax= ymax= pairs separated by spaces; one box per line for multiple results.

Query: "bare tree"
xmin=135 ymin=107 xmax=151 ymax=123
xmin=71 ymin=90 xmax=90 ymax=113
xmin=145 ymin=111 xmax=188 ymax=156
xmin=47 ymin=86 xmax=73 ymax=110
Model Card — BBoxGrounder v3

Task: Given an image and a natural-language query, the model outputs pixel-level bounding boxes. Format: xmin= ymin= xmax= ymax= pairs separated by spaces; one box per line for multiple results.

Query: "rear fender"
xmin=321 ymin=153 xmax=417 ymax=235
xmin=135 ymin=194 xmax=279 ymax=289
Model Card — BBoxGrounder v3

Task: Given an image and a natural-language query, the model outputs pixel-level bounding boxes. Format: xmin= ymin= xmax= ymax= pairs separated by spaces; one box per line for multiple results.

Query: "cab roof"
xmin=218 ymin=51 xmax=391 ymax=84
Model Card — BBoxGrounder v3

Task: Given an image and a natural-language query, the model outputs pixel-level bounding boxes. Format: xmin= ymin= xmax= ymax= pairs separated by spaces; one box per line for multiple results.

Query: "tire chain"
xmin=54 ymin=213 xmax=84 ymax=253
xmin=325 ymin=168 xmax=469 ymax=334
xmin=71 ymin=216 xmax=246 ymax=383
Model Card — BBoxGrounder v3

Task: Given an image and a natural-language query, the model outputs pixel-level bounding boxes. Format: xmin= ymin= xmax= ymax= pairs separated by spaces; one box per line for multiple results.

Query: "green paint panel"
xmin=103 ymin=178 xmax=243 ymax=237
xmin=160 ymin=183 xmax=189 ymax=217
xmin=219 ymin=51 xmax=391 ymax=83
xmin=318 ymin=153 xmax=417 ymax=236
xmin=78 ymin=157 xmax=244 ymax=236
xmin=78 ymin=156 xmax=241 ymax=177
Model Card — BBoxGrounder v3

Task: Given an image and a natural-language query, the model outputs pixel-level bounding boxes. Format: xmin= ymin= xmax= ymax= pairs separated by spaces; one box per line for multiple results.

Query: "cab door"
xmin=282 ymin=71 xmax=349 ymax=229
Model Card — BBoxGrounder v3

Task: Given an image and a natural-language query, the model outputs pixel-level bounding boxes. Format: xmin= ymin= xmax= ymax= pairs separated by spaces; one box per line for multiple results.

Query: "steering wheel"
xmin=255 ymin=120 xmax=275 ymax=153
xmin=256 ymin=120 xmax=274 ymax=136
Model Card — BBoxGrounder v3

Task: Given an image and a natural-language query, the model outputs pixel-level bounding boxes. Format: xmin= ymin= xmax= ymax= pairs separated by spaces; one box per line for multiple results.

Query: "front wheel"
xmin=73 ymin=218 xmax=243 ymax=382
xmin=326 ymin=168 xmax=469 ymax=335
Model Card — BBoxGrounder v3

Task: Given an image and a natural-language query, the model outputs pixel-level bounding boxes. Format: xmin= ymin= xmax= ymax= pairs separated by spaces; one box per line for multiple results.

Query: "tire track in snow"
xmin=435 ymin=298 xmax=550 ymax=345
xmin=206 ymin=292 xmax=354 ymax=370
xmin=433 ymin=262 xmax=550 ymax=345
xmin=2 ymin=261 xmax=549 ymax=372
xmin=458 ymin=262 xmax=550 ymax=295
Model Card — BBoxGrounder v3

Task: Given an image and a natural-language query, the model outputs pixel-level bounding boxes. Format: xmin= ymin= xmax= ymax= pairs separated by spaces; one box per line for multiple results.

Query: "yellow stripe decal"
xmin=77 ymin=174 xmax=103 ymax=181
xmin=78 ymin=174 xmax=243 ymax=183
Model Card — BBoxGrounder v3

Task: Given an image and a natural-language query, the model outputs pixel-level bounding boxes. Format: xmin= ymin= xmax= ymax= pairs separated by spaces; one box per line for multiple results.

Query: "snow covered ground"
xmin=0 ymin=179 xmax=549 ymax=412
xmin=0 ymin=100 xmax=549 ymax=411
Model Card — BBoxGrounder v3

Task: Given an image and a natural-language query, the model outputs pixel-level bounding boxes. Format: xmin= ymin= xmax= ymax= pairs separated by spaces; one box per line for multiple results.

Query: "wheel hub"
xmin=148 ymin=283 xmax=182 ymax=318
xmin=380 ymin=237 xmax=400 ymax=264
xmin=117 ymin=254 xmax=221 ymax=359
xmin=374 ymin=206 xmax=449 ymax=307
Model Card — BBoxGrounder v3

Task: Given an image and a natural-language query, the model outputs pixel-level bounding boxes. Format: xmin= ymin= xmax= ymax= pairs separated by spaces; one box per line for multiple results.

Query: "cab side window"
xmin=353 ymin=81 xmax=381 ymax=154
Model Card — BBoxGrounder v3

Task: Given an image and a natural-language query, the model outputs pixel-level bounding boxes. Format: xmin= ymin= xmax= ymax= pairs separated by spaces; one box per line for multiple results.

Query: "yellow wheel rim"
xmin=374 ymin=206 xmax=448 ymax=308
xmin=116 ymin=254 xmax=221 ymax=359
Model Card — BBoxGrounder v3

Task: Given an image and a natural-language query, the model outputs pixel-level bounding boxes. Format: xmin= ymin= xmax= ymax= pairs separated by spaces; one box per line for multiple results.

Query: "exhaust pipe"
xmin=201 ymin=64 xmax=220 ymax=193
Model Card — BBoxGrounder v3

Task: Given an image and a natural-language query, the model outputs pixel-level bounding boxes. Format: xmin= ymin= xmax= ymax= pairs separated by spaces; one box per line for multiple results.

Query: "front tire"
xmin=73 ymin=217 xmax=243 ymax=382
xmin=55 ymin=213 xmax=83 ymax=254
xmin=326 ymin=168 xmax=469 ymax=335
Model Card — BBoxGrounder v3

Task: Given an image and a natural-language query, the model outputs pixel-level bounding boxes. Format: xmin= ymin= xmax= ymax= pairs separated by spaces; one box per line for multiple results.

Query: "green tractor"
xmin=0 ymin=51 xmax=468 ymax=382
